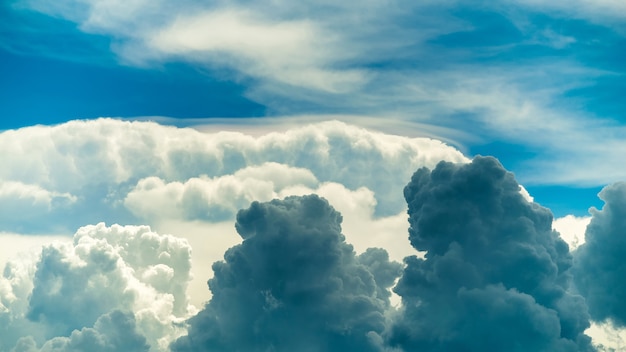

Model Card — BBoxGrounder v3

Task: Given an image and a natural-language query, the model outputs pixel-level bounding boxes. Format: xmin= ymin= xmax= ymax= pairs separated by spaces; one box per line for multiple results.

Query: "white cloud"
xmin=553 ymin=214 xmax=591 ymax=250
xmin=0 ymin=233 xmax=70 ymax=299
xmin=0 ymin=223 xmax=194 ymax=351
xmin=152 ymin=219 xmax=242 ymax=308
xmin=309 ymin=183 xmax=417 ymax=261
xmin=0 ymin=182 xmax=75 ymax=208
xmin=125 ymin=163 xmax=319 ymax=222
xmin=13 ymin=0 xmax=626 ymax=188
xmin=361 ymin=65 xmax=626 ymax=186
xmin=19 ymin=0 xmax=371 ymax=92
xmin=147 ymin=8 xmax=366 ymax=92
xmin=519 ymin=185 xmax=534 ymax=202
xmin=586 ymin=321 xmax=626 ymax=352
xmin=0 ymin=119 xmax=466 ymax=234
xmin=14 ymin=310 xmax=151 ymax=352
xmin=0 ymin=182 xmax=76 ymax=226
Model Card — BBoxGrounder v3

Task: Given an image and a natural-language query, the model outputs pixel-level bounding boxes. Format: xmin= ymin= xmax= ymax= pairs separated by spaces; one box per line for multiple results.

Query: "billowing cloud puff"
xmin=124 ymin=162 xmax=417 ymax=259
xmin=171 ymin=195 xmax=402 ymax=352
xmin=554 ymin=215 xmax=591 ymax=250
xmin=389 ymin=156 xmax=593 ymax=351
xmin=125 ymin=163 xmax=318 ymax=222
xmin=0 ymin=118 xmax=466 ymax=234
xmin=2 ymin=118 xmax=453 ymax=319
xmin=573 ymin=182 xmax=626 ymax=326
xmin=0 ymin=223 xmax=194 ymax=351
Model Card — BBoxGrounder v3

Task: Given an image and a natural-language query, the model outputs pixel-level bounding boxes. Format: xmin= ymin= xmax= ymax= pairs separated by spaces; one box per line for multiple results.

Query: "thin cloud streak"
xmin=8 ymin=0 xmax=626 ymax=187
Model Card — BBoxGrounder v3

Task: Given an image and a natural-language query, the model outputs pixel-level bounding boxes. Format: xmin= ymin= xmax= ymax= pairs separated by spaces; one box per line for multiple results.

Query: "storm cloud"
xmin=389 ymin=156 xmax=593 ymax=351
xmin=574 ymin=182 xmax=626 ymax=326
xmin=171 ymin=195 xmax=402 ymax=352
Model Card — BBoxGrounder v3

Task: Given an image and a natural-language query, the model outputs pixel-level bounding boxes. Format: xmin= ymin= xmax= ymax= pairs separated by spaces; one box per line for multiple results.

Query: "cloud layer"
xmin=0 ymin=118 xmax=465 ymax=234
xmin=8 ymin=0 xmax=626 ymax=188
xmin=0 ymin=119 xmax=464 ymax=351
xmin=2 ymin=120 xmax=626 ymax=350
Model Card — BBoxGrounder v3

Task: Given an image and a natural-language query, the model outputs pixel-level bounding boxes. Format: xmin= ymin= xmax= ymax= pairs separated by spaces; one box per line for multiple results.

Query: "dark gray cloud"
xmin=388 ymin=156 xmax=593 ymax=351
xmin=573 ymin=182 xmax=626 ymax=326
xmin=171 ymin=195 xmax=402 ymax=352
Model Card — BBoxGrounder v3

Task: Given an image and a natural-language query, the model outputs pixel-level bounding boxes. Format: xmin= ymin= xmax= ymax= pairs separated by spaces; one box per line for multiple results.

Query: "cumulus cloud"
xmin=124 ymin=163 xmax=318 ymax=222
xmin=0 ymin=119 xmax=458 ymax=322
xmin=389 ymin=156 xmax=593 ymax=351
xmin=573 ymin=182 xmax=626 ymax=326
xmin=585 ymin=321 xmax=626 ymax=352
xmin=0 ymin=181 xmax=75 ymax=208
xmin=554 ymin=215 xmax=591 ymax=250
xmin=6 ymin=118 xmax=622 ymax=350
xmin=2 ymin=133 xmax=618 ymax=351
xmin=0 ymin=234 xmax=71 ymax=282
xmin=171 ymin=195 xmax=402 ymax=352
xmin=127 ymin=169 xmax=418 ymax=285
xmin=148 ymin=180 xmax=415 ymax=310
xmin=0 ymin=119 xmax=465 ymax=234
xmin=0 ymin=223 xmax=194 ymax=351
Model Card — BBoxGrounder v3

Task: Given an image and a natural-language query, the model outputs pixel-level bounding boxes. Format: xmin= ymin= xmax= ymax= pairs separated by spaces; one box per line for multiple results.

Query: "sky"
xmin=1 ymin=0 xmax=625 ymax=351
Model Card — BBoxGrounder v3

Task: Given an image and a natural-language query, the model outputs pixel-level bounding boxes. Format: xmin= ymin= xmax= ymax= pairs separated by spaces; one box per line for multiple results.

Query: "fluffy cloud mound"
xmin=574 ymin=182 xmax=626 ymax=326
xmin=389 ymin=156 xmax=593 ymax=351
xmin=125 ymin=163 xmax=319 ymax=222
xmin=0 ymin=223 xmax=194 ymax=352
xmin=554 ymin=215 xmax=591 ymax=250
xmin=171 ymin=195 xmax=402 ymax=352
xmin=0 ymin=119 xmax=466 ymax=233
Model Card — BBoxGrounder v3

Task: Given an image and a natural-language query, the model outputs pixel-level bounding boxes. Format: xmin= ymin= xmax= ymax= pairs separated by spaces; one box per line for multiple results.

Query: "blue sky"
xmin=2 ymin=0 xmax=624 ymax=216
xmin=2 ymin=1 xmax=626 ymax=351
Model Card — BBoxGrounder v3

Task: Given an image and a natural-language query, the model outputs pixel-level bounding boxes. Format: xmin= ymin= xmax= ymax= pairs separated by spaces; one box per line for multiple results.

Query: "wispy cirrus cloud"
xmin=7 ymin=0 xmax=625 ymax=190
xmin=146 ymin=9 xmax=367 ymax=92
